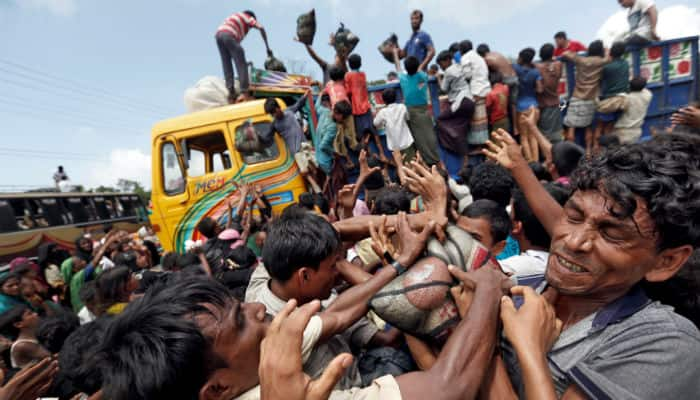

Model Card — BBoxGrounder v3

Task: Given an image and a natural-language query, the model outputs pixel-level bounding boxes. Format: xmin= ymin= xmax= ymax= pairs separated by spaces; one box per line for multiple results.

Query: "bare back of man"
xmin=484 ymin=52 xmax=516 ymax=77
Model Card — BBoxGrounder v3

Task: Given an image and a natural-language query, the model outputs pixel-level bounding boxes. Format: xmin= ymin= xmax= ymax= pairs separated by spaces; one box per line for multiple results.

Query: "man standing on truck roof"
xmin=216 ymin=10 xmax=272 ymax=103
xmin=618 ymin=0 xmax=660 ymax=45
xmin=399 ymin=10 xmax=435 ymax=72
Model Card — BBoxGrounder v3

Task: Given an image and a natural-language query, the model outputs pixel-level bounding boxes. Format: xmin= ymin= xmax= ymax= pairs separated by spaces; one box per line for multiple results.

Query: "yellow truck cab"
xmin=150 ymin=76 xmax=314 ymax=252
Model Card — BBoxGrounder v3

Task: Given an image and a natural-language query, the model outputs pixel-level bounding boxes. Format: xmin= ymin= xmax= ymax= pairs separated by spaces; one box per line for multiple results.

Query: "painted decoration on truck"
xmin=638 ymin=41 xmax=693 ymax=83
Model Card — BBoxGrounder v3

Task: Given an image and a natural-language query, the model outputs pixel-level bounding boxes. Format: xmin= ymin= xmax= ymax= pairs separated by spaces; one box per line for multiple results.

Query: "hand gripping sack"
xmin=369 ymin=225 xmax=501 ymax=343
xmin=378 ymin=34 xmax=399 ymax=63
xmin=264 ymin=55 xmax=287 ymax=72
xmin=296 ymin=9 xmax=316 ymax=45
xmin=333 ymin=23 xmax=359 ymax=57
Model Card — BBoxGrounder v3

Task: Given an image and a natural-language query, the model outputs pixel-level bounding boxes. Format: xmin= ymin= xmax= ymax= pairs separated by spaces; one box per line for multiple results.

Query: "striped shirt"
xmin=217 ymin=12 xmax=257 ymax=42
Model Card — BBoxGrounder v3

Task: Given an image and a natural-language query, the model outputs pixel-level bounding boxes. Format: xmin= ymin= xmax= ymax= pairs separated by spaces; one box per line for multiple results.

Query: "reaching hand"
xmin=483 ymin=129 xmax=525 ymax=171
xmin=391 ymin=212 xmax=435 ymax=267
xmin=402 ymin=161 xmax=448 ymax=240
xmin=369 ymin=215 xmax=395 ymax=262
xmin=500 ymin=286 xmax=562 ymax=356
xmin=671 ymin=106 xmax=700 ymax=129
xmin=0 ymin=357 xmax=58 ymax=400
xmin=259 ymin=299 xmax=352 ymax=400
xmin=337 ymin=184 xmax=357 ymax=218
xmin=358 ymin=150 xmax=381 ymax=182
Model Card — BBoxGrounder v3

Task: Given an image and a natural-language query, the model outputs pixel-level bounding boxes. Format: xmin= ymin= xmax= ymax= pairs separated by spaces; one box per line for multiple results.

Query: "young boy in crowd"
xmin=373 ymin=88 xmax=416 ymax=161
xmin=486 ymin=71 xmax=510 ymax=133
xmin=346 ymin=54 xmax=387 ymax=161
xmin=561 ymin=40 xmax=609 ymax=152
xmin=393 ymin=48 xmax=441 ymax=166
xmin=324 ymin=66 xmax=359 ymax=168
xmin=513 ymin=47 xmax=543 ymax=162
xmin=313 ymin=94 xmax=337 ymax=176
xmin=594 ymin=42 xmax=630 ymax=149
xmin=536 ymin=43 xmax=564 ymax=144
xmin=548 ymin=141 xmax=585 ymax=186
xmin=612 ymin=76 xmax=652 ymax=144
xmin=332 ymin=100 xmax=357 ymax=168
xmin=453 ymin=199 xmax=511 ymax=256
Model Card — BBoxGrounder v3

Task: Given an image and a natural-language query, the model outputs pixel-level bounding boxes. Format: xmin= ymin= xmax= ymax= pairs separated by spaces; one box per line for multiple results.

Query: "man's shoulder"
xmin=610 ymin=301 xmax=700 ymax=341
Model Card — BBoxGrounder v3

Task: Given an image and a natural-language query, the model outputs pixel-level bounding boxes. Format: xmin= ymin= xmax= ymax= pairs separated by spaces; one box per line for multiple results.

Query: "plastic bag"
xmin=183 ymin=76 xmax=231 ymax=113
xmin=296 ymin=9 xmax=316 ymax=45
xmin=264 ymin=55 xmax=287 ymax=72
xmin=333 ymin=23 xmax=359 ymax=57
xmin=378 ymin=34 xmax=399 ymax=63
xmin=235 ymin=120 xmax=265 ymax=154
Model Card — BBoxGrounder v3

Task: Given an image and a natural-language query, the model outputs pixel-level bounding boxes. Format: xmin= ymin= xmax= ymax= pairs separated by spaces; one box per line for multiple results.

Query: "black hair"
xmin=177 ymin=252 xmax=199 ymax=269
xmin=264 ymin=97 xmax=281 ymax=114
xmin=0 ymin=305 xmax=29 ymax=339
xmin=529 ymin=161 xmax=553 ymax=182
xmin=96 ymin=278 xmax=232 ymax=400
xmin=468 ymin=162 xmax=514 ymax=208
xmin=299 ymin=192 xmax=315 ymax=210
xmin=242 ymin=10 xmax=256 ymax=19
xmin=262 ymin=207 xmax=341 ymax=282
xmin=80 ymin=281 xmax=98 ymax=305
xmin=113 ymin=251 xmax=139 ymax=272
xmin=458 ymin=40 xmax=473 ymax=55
xmin=95 ymin=266 xmax=132 ymax=315
xmin=513 ymin=183 xmax=570 ymax=248
xmin=411 ymin=9 xmax=423 ymax=21
xmin=382 ymin=88 xmax=397 ymax=104
xmin=610 ymin=41 xmax=626 ymax=58
xmin=540 ymin=43 xmax=555 ymax=61
xmin=320 ymin=93 xmax=331 ymax=104
xmin=554 ymin=31 xmax=567 ymax=40
xmin=373 ymin=186 xmax=411 ymax=215
xmin=572 ymin=133 xmax=700 ymax=250
xmin=313 ymin=193 xmax=330 ymax=215
xmin=196 ymin=217 xmax=219 ymax=239
xmin=552 ymin=141 xmax=585 ymax=177
xmin=436 ymin=50 xmax=452 ymax=63
xmin=588 ymin=40 xmax=605 ymax=57
xmin=36 ymin=311 xmax=80 ymax=353
xmin=161 ymin=251 xmax=179 ymax=271
xmin=476 ymin=43 xmax=490 ymax=57
xmin=463 ymin=199 xmax=512 ymax=244
xmin=519 ymin=48 xmax=536 ymax=65
xmin=448 ymin=42 xmax=460 ymax=54
xmin=598 ymin=134 xmax=621 ymax=148
xmin=218 ymin=246 xmax=258 ymax=299
xmin=489 ymin=70 xmax=503 ymax=85
xmin=329 ymin=65 xmax=346 ymax=81
xmin=348 ymin=54 xmax=362 ymax=70
xmin=404 ymin=56 xmax=420 ymax=75
xmin=0 ymin=272 xmax=21 ymax=294
xmin=333 ymin=100 xmax=353 ymax=117
xmin=429 ymin=63 xmax=439 ymax=71
xmin=56 ymin=318 xmax=110 ymax=397
xmin=387 ymin=71 xmax=398 ymax=79
xmin=630 ymin=76 xmax=647 ymax=92
xmin=364 ymin=155 xmax=385 ymax=191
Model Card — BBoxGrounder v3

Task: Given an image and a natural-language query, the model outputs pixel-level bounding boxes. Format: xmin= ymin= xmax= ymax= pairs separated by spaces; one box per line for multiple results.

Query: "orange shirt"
xmin=344 ymin=71 xmax=371 ymax=115
xmin=486 ymin=83 xmax=509 ymax=123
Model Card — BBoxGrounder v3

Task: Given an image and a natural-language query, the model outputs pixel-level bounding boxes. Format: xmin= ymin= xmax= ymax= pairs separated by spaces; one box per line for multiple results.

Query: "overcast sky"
xmin=1 ymin=0 xmax=698 ymax=190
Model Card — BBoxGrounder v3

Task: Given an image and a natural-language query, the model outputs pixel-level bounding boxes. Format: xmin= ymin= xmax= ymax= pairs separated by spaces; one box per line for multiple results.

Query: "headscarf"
xmin=218 ymin=229 xmax=244 ymax=250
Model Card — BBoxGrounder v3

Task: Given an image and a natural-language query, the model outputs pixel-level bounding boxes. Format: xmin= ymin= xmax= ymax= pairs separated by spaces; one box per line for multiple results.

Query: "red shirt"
xmin=217 ymin=12 xmax=257 ymax=42
xmin=323 ymin=81 xmax=349 ymax=110
xmin=554 ymin=40 xmax=587 ymax=57
xmin=486 ymin=83 xmax=509 ymax=123
xmin=344 ymin=71 xmax=371 ymax=115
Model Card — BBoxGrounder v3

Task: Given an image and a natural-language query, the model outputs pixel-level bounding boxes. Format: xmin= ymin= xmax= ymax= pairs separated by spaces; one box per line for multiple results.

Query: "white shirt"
xmin=440 ymin=63 xmax=473 ymax=112
xmin=499 ymin=250 xmax=549 ymax=277
xmin=614 ymin=89 xmax=652 ymax=144
xmin=460 ymin=50 xmax=492 ymax=98
xmin=373 ymin=103 xmax=414 ymax=151
xmin=627 ymin=0 xmax=655 ymax=39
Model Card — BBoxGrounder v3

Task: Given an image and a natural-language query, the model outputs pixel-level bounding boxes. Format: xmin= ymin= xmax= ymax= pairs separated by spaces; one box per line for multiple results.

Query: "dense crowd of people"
xmin=2 ymin=1 xmax=700 ymax=400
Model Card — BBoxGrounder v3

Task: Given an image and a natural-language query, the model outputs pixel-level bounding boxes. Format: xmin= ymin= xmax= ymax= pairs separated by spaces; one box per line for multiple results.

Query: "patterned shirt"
xmin=217 ymin=12 xmax=258 ymax=42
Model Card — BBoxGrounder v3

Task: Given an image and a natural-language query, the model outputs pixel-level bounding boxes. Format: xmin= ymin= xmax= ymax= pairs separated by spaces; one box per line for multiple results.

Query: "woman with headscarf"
xmin=0 ymin=273 xmax=30 ymax=315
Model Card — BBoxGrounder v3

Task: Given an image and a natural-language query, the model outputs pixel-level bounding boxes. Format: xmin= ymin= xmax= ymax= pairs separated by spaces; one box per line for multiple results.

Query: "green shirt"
xmin=600 ymin=58 xmax=630 ymax=99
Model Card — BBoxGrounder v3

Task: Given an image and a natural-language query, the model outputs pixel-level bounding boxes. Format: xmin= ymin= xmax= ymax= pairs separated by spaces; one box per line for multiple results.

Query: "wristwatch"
xmin=390 ymin=260 xmax=407 ymax=275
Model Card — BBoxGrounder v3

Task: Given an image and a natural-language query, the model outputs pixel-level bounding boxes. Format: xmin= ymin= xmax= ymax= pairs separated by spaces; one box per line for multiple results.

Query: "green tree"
xmin=116 ymin=179 xmax=151 ymax=204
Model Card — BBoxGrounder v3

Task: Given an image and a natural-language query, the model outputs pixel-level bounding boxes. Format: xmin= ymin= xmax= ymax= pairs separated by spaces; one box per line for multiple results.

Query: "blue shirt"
xmin=314 ymin=98 xmax=336 ymax=174
xmin=403 ymin=31 xmax=433 ymax=62
xmin=453 ymin=51 xmax=462 ymax=64
xmin=399 ymin=71 xmax=429 ymax=107
xmin=513 ymin=63 xmax=542 ymax=112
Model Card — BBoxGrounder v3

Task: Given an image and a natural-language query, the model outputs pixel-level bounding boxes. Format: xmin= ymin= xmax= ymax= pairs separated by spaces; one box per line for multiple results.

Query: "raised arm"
xmin=287 ymin=90 xmax=310 ymax=114
xmin=302 ymin=43 xmax=329 ymax=71
xmin=483 ymin=129 xmax=563 ymax=235
xmin=521 ymin=112 xmax=552 ymax=163
xmin=393 ymin=47 xmax=403 ymax=73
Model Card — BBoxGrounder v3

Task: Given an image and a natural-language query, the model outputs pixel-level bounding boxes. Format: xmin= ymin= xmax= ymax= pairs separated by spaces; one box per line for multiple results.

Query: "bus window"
xmin=82 ymin=197 xmax=98 ymax=221
xmin=67 ymin=197 xmax=89 ymax=223
xmin=234 ymin=121 xmax=279 ymax=165
xmin=93 ymin=197 xmax=112 ymax=220
xmin=40 ymin=198 xmax=67 ymax=226
xmin=0 ymin=200 xmax=19 ymax=233
xmin=162 ymin=142 xmax=185 ymax=195
xmin=212 ymin=150 xmax=231 ymax=172
xmin=119 ymin=196 xmax=135 ymax=217
xmin=8 ymin=199 xmax=34 ymax=230
xmin=187 ymin=149 xmax=206 ymax=177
